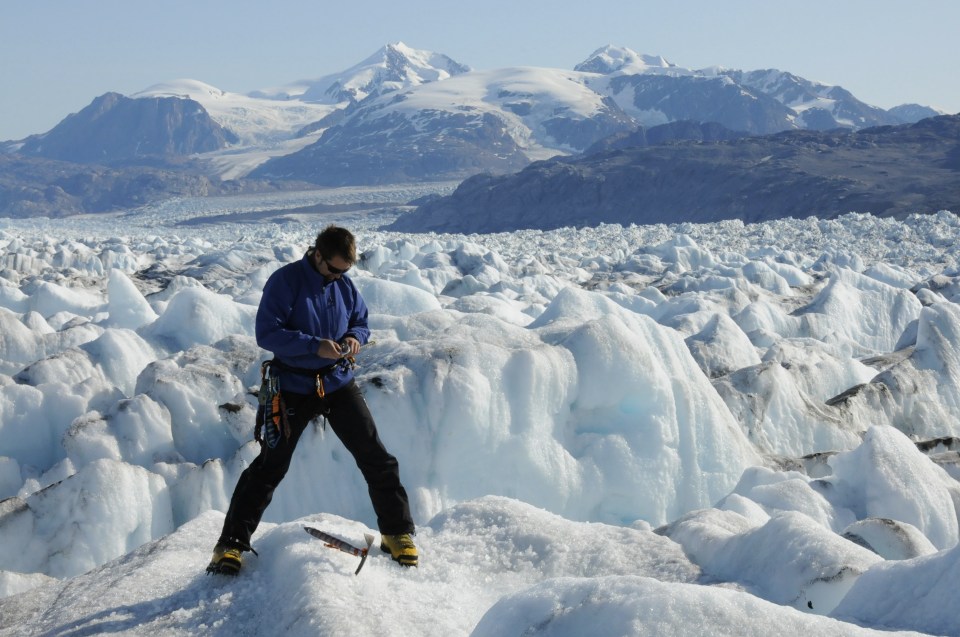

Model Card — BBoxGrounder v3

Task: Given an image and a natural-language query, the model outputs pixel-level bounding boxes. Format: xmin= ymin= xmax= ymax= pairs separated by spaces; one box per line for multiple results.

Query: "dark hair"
xmin=314 ymin=225 xmax=357 ymax=264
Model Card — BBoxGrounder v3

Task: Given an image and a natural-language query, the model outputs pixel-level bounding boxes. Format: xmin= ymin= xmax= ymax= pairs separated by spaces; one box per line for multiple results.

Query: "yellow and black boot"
xmin=380 ymin=533 xmax=418 ymax=567
xmin=206 ymin=543 xmax=243 ymax=575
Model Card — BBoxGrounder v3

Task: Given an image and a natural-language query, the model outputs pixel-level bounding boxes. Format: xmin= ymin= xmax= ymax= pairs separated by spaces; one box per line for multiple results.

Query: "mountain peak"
xmin=268 ymin=43 xmax=471 ymax=105
xmin=888 ymin=103 xmax=948 ymax=124
xmin=575 ymin=45 xmax=675 ymax=75
xmin=382 ymin=41 xmax=424 ymax=58
xmin=19 ymin=91 xmax=236 ymax=163
xmin=132 ymin=79 xmax=228 ymax=101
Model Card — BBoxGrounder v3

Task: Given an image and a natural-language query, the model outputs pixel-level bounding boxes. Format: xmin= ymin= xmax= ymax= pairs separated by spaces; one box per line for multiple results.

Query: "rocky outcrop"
xmin=0 ymin=154 xmax=295 ymax=218
xmin=584 ymin=120 xmax=748 ymax=155
xmin=888 ymin=103 xmax=949 ymax=124
xmin=388 ymin=115 xmax=960 ymax=233
xmin=19 ymin=93 xmax=238 ymax=164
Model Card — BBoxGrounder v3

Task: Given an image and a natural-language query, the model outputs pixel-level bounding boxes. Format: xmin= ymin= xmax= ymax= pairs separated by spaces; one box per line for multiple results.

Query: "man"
xmin=207 ymin=225 xmax=417 ymax=575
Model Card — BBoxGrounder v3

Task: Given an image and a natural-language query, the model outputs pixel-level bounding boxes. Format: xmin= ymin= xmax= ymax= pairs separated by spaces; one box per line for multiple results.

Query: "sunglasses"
xmin=322 ymin=258 xmax=351 ymax=275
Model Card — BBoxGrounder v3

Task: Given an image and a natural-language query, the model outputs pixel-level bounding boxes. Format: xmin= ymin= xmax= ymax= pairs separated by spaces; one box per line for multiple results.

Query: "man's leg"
xmin=325 ymin=380 xmax=415 ymax=535
xmin=218 ymin=392 xmax=316 ymax=549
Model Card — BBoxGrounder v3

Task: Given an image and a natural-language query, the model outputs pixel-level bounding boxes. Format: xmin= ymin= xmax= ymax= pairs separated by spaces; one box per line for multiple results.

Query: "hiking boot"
xmin=206 ymin=543 xmax=243 ymax=575
xmin=380 ymin=533 xmax=418 ymax=567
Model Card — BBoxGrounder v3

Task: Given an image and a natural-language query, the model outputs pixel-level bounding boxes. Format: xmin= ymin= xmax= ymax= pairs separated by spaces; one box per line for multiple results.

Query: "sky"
xmin=1 ymin=0 xmax=959 ymax=141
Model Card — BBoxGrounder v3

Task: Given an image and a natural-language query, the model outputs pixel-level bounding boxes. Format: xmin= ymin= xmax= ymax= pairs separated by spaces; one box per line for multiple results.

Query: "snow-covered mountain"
xmin=581 ymin=45 xmax=898 ymax=132
xmin=20 ymin=43 xmax=928 ymax=163
xmin=253 ymin=44 xmax=904 ymax=185
xmin=254 ymin=41 xmax=472 ymax=104
xmin=133 ymin=79 xmax=338 ymax=146
xmin=17 ymin=92 xmax=239 ymax=164
xmin=722 ymin=68 xmax=894 ymax=129
xmin=249 ymin=66 xmax=636 ymax=185
xmin=574 ymin=44 xmax=678 ymax=75
xmin=1 ymin=43 xmax=946 ymax=216
xmin=2 ymin=196 xmax=960 ymax=634
xmin=129 ymin=80 xmax=342 ymax=180
xmin=888 ymin=102 xmax=948 ymax=124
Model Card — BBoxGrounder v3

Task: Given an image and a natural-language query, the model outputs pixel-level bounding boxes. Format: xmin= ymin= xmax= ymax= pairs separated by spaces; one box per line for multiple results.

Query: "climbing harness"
xmin=255 ymin=346 xmax=359 ymax=441
xmin=254 ymin=360 xmax=292 ymax=448
xmin=316 ymin=344 xmax=356 ymax=398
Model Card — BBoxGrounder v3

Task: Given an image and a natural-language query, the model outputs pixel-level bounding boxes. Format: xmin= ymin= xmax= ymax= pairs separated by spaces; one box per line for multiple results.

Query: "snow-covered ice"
xmin=0 ymin=191 xmax=959 ymax=636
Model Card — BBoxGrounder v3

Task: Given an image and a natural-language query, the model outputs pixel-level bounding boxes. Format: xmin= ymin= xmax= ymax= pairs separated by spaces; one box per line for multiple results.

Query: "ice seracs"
xmin=0 ymin=198 xmax=959 ymax=635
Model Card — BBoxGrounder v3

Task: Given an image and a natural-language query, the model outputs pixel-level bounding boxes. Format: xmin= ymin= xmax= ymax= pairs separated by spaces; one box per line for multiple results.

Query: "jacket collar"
xmin=302 ymin=249 xmax=346 ymax=288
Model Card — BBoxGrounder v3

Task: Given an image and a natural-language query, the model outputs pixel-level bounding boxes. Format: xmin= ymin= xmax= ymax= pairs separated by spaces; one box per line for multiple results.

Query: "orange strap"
xmin=271 ymin=393 xmax=281 ymax=425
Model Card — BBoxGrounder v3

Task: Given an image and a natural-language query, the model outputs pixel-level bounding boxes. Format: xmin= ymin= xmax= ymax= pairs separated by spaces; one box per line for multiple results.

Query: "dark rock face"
xmin=0 ymin=154 xmax=299 ymax=218
xmin=540 ymin=97 xmax=637 ymax=151
xmin=388 ymin=115 xmax=960 ymax=233
xmin=1 ymin=92 xmax=250 ymax=217
xmin=585 ymin=121 xmax=748 ymax=155
xmin=0 ymin=154 xmax=217 ymax=217
xmin=19 ymin=92 xmax=238 ymax=164
xmin=888 ymin=104 xmax=950 ymax=124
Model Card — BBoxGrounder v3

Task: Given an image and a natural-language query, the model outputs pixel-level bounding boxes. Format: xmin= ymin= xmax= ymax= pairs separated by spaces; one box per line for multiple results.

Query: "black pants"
xmin=218 ymin=379 xmax=414 ymax=549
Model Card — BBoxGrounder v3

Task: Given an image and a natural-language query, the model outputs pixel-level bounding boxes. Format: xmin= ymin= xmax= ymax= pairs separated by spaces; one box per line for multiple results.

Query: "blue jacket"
xmin=256 ymin=251 xmax=371 ymax=395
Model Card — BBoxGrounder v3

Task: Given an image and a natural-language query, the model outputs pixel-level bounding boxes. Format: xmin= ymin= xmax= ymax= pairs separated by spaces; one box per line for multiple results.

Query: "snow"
xmin=131 ymin=80 xmax=340 ymax=179
xmin=575 ymin=45 xmax=677 ymax=76
xmin=257 ymin=42 xmax=470 ymax=104
xmin=125 ymin=43 xmax=879 ymax=181
xmin=345 ymin=65 xmax=616 ymax=157
xmin=0 ymin=192 xmax=959 ymax=635
xmin=132 ymin=80 xmax=338 ymax=146
xmin=833 ymin=541 xmax=960 ymax=634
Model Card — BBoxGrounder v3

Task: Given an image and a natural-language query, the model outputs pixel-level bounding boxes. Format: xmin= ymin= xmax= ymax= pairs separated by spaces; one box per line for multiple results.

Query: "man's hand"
xmin=339 ymin=336 xmax=360 ymax=357
xmin=316 ymin=339 xmax=343 ymax=359
xmin=316 ymin=336 xmax=360 ymax=359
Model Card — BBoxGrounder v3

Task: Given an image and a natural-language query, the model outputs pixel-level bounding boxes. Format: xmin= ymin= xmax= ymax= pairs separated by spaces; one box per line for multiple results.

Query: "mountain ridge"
xmin=18 ymin=92 xmax=239 ymax=164
xmin=388 ymin=114 xmax=960 ymax=233
xmin=1 ymin=43 xmax=953 ymax=218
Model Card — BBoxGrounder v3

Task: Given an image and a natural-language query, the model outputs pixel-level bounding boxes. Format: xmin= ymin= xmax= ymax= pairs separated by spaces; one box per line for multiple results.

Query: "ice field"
xmin=1 ymin=188 xmax=959 ymax=635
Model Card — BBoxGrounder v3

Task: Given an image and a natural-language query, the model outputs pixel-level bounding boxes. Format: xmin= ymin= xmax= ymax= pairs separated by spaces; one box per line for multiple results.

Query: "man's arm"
xmin=341 ymin=280 xmax=371 ymax=347
xmin=255 ymin=270 xmax=322 ymax=357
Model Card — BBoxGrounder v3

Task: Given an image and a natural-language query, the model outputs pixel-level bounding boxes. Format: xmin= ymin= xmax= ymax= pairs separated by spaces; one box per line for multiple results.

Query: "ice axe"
xmin=304 ymin=526 xmax=376 ymax=575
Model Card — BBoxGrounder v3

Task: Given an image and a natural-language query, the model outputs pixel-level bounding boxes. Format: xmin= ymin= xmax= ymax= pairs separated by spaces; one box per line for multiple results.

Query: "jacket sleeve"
xmin=256 ymin=269 xmax=321 ymax=356
xmin=343 ymin=280 xmax=371 ymax=346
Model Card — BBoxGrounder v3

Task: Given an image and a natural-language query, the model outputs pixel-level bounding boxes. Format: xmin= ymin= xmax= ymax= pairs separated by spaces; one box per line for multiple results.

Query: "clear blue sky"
xmin=2 ymin=0 xmax=958 ymax=140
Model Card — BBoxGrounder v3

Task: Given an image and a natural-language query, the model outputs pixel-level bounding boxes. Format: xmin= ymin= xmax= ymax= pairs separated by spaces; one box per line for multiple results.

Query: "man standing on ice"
xmin=208 ymin=225 xmax=417 ymax=574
